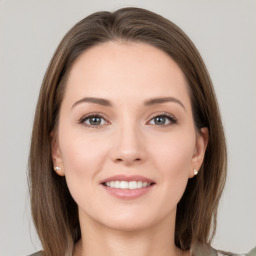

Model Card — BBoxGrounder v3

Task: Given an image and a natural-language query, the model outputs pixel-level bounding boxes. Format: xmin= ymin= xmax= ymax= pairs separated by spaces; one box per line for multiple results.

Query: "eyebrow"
xmin=72 ymin=97 xmax=112 ymax=108
xmin=72 ymin=96 xmax=185 ymax=110
xmin=144 ymin=97 xmax=185 ymax=110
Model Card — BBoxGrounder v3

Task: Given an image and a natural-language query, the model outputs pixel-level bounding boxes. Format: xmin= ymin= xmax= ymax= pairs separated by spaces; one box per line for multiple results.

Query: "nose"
xmin=110 ymin=123 xmax=147 ymax=166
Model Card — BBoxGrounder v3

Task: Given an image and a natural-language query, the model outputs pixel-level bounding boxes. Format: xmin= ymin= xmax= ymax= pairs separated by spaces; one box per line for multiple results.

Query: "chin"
xmin=103 ymin=219 xmax=153 ymax=232
xmin=96 ymin=210 xmax=165 ymax=232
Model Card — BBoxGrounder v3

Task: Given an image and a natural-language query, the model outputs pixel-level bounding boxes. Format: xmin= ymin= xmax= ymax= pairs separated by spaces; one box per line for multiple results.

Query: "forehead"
xmin=64 ymin=41 xmax=190 ymax=107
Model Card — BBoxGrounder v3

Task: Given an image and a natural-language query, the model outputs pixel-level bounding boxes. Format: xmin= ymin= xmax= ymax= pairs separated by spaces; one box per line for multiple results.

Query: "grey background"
xmin=0 ymin=0 xmax=255 ymax=255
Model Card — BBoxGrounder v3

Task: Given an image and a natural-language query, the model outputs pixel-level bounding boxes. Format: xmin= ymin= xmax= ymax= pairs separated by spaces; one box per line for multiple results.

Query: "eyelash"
xmin=149 ymin=112 xmax=177 ymax=126
xmin=79 ymin=113 xmax=109 ymax=129
xmin=79 ymin=112 xmax=177 ymax=128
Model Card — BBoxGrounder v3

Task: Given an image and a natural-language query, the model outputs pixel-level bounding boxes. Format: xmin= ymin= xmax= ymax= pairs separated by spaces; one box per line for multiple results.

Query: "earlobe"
xmin=190 ymin=127 xmax=209 ymax=178
xmin=50 ymin=131 xmax=65 ymax=176
xmin=54 ymin=166 xmax=65 ymax=176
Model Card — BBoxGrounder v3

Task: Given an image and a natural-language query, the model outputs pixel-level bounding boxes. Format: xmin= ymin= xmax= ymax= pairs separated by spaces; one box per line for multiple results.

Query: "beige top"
xmin=191 ymin=243 xmax=256 ymax=256
xmin=28 ymin=244 xmax=256 ymax=256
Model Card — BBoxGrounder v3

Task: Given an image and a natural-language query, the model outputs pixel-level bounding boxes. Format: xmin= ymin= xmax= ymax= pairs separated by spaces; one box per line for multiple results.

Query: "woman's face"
xmin=52 ymin=41 xmax=208 ymax=231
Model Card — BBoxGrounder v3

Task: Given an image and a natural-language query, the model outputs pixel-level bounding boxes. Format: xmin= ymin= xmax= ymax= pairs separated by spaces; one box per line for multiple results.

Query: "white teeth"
xmin=104 ymin=181 xmax=152 ymax=189
xmin=120 ymin=181 xmax=128 ymax=189
xmin=129 ymin=181 xmax=137 ymax=189
xmin=114 ymin=181 xmax=120 ymax=188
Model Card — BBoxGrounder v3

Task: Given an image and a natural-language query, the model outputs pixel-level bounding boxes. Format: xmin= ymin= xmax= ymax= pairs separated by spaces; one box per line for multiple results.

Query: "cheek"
xmin=58 ymin=131 xmax=110 ymax=211
xmin=151 ymin=130 xmax=195 ymax=171
xmin=58 ymin=127 xmax=109 ymax=185
xmin=149 ymin=130 xmax=195 ymax=195
xmin=62 ymin=141 xmax=103 ymax=171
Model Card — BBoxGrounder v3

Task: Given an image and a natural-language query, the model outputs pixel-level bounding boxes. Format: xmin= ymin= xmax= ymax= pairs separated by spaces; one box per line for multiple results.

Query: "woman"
xmin=28 ymin=7 xmax=255 ymax=256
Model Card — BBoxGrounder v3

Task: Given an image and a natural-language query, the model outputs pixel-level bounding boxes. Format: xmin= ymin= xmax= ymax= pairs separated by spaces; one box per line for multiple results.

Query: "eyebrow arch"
xmin=144 ymin=97 xmax=185 ymax=110
xmin=72 ymin=97 xmax=113 ymax=109
xmin=72 ymin=96 xmax=185 ymax=110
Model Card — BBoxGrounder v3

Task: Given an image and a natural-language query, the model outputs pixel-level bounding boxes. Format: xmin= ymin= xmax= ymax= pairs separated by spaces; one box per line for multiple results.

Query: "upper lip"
xmin=100 ymin=175 xmax=155 ymax=184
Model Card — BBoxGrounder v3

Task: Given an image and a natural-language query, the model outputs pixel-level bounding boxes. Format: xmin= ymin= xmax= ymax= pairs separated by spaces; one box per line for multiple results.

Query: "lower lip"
xmin=101 ymin=184 xmax=155 ymax=199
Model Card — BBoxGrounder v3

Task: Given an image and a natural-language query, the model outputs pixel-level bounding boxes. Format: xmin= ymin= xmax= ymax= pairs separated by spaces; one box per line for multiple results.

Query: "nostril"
xmin=111 ymin=148 xmax=146 ymax=164
xmin=115 ymin=157 xmax=141 ymax=162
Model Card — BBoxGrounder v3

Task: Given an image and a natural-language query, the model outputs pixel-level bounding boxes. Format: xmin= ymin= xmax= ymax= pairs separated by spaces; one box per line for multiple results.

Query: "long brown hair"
xmin=29 ymin=7 xmax=227 ymax=255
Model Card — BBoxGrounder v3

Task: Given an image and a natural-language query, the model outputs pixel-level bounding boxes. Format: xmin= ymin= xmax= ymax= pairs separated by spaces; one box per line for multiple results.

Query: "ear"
xmin=189 ymin=127 xmax=209 ymax=178
xmin=50 ymin=131 xmax=65 ymax=176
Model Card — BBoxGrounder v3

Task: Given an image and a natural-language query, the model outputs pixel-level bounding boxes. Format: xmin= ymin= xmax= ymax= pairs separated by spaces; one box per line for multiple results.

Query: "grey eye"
xmin=152 ymin=116 xmax=170 ymax=125
xmin=87 ymin=116 xmax=102 ymax=125
xmin=148 ymin=114 xmax=176 ymax=126
xmin=82 ymin=115 xmax=108 ymax=127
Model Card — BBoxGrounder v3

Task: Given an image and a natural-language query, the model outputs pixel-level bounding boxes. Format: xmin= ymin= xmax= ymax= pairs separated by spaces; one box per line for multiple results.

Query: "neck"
xmin=73 ymin=211 xmax=189 ymax=256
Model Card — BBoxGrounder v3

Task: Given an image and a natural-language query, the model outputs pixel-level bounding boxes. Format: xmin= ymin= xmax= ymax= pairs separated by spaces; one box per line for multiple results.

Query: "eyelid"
xmin=78 ymin=111 xmax=177 ymax=128
xmin=147 ymin=112 xmax=177 ymax=125
xmin=79 ymin=112 xmax=110 ymax=128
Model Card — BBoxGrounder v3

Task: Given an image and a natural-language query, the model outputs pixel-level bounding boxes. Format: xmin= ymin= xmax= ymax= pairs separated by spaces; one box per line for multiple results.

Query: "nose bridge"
xmin=111 ymin=116 xmax=146 ymax=164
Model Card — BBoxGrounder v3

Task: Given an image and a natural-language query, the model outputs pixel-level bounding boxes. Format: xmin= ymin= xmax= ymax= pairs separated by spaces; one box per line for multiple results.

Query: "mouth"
xmin=100 ymin=175 xmax=155 ymax=199
xmin=102 ymin=180 xmax=154 ymax=189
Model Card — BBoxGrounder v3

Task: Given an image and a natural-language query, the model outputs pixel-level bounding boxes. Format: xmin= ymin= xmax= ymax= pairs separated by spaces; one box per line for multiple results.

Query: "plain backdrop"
xmin=0 ymin=0 xmax=255 ymax=255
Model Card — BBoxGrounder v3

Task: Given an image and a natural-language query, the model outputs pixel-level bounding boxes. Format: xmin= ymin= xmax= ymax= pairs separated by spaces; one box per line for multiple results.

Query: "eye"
xmin=79 ymin=114 xmax=109 ymax=128
xmin=148 ymin=113 xmax=177 ymax=126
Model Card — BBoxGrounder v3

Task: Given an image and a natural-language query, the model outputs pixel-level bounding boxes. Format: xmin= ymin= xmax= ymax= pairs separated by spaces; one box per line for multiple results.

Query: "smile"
xmin=103 ymin=181 xmax=152 ymax=189
xmin=100 ymin=175 xmax=155 ymax=199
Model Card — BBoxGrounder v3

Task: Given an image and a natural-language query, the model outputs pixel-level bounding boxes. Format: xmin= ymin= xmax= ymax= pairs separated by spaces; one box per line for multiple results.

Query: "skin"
xmin=52 ymin=41 xmax=208 ymax=256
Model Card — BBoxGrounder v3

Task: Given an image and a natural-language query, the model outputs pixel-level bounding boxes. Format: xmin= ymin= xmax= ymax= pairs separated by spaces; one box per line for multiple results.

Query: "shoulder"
xmin=247 ymin=247 xmax=256 ymax=256
xmin=192 ymin=243 xmax=256 ymax=256
xmin=217 ymin=247 xmax=256 ymax=256
xmin=28 ymin=251 xmax=43 ymax=256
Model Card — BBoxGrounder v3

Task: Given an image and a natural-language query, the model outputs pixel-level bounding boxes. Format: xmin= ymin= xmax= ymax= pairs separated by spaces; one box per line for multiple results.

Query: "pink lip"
xmin=100 ymin=175 xmax=156 ymax=200
xmin=100 ymin=175 xmax=155 ymax=184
